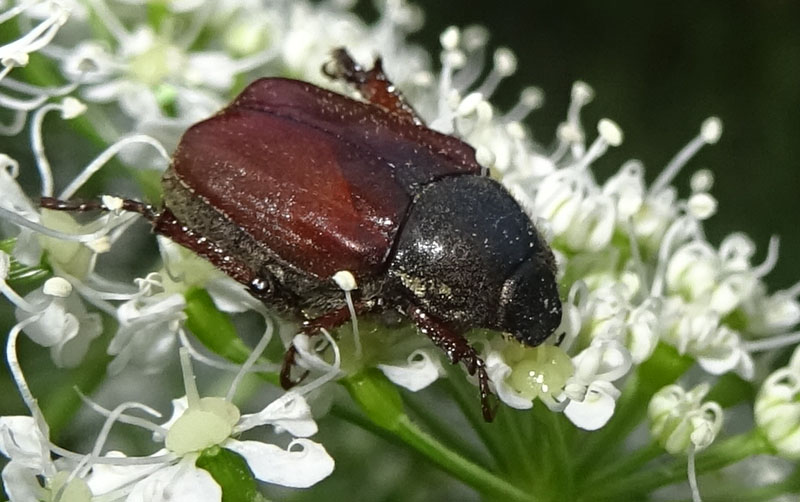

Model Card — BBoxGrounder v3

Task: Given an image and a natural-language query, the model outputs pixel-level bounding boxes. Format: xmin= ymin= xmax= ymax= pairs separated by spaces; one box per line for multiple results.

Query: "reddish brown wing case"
xmin=169 ymin=78 xmax=481 ymax=279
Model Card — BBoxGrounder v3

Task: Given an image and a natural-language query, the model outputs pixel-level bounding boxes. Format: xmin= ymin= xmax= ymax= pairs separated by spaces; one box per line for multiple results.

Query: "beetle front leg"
xmin=280 ymin=303 xmax=368 ymax=389
xmin=323 ymin=47 xmax=423 ymax=125
xmin=41 ymin=196 xmax=262 ymax=293
xmin=41 ymin=196 xmax=159 ymax=221
xmin=406 ymin=304 xmax=495 ymax=422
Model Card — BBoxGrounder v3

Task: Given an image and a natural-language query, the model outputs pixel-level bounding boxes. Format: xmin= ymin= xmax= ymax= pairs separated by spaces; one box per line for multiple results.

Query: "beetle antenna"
xmin=40 ymin=196 xmax=160 ymax=222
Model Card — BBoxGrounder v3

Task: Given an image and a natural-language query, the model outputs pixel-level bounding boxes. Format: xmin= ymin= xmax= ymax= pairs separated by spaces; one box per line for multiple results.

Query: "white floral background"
xmin=1 ymin=1 xmax=800 ymax=501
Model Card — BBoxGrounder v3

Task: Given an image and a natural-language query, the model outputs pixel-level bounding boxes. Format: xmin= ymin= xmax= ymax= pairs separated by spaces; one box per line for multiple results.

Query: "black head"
xmin=497 ymin=255 xmax=562 ymax=345
xmin=388 ymin=175 xmax=562 ymax=346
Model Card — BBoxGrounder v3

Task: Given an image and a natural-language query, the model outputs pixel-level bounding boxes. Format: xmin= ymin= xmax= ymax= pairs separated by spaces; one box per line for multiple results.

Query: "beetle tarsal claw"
xmin=279 ymin=345 xmax=310 ymax=390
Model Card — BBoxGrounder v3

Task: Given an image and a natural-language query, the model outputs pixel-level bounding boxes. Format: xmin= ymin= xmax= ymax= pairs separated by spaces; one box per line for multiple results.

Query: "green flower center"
xmin=506 ymin=344 xmax=573 ymax=401
xmin=165 ymin=397 xmax=241 ymax=455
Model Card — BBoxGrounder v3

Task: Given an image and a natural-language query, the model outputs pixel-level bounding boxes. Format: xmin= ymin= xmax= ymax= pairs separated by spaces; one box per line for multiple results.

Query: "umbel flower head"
xmin=1 ymin=1 xmax=799 ymax=501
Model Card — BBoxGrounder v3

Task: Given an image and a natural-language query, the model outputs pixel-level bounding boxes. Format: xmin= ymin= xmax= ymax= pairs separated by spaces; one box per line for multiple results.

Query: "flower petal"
xmin=0 ymin=416 xmax=50 ymax=471
xmin=564 ymin=380 xmax=620 ymax=430
xmin=127 ymin=460 xmax=220 ymax=502
xmin=2 ymin=461 xmax=44 ymax=502
xmin=377 ymin=349 xmax=444 ymax=392
xmin=159 ymin=397 xmax=190 ymax=433
xmin=237 ymin=392 xmax=317 ymax=438
xmin=293 ymin=334 xmax=339 ymax=373
xmin=206 ymin=277 xmax=256 ymax=313
xmin=86 ymin=451 xmax=165 ymax=496
xmin=16 ymin=297 xmax=73 ymax=349
xmin=225 ymin=438 xmax=334 ymax=488
xmin=485 ymin=351 xmax=533 ymax=409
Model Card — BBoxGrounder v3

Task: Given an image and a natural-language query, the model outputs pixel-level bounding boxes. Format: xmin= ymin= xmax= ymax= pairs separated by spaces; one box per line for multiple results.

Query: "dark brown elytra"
xmin=41 ymin=48 xmax=563 ymax=422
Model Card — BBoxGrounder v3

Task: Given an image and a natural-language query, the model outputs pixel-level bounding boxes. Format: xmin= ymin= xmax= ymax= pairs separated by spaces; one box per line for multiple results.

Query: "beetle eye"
xmin=499 ymin=258 xmax=562 ymax=347
xmin=250 ymin=276 xmax=273 ymax=294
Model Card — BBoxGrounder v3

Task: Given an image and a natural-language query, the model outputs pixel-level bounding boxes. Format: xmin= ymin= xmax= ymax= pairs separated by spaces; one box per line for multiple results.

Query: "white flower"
xmin=0 ymin=155 xmax=43 ymax=265
xmin=755 ymin=345 xmax=800 ymax=459
xmin=0 ymin=317 xmax=101 ymax=502
xmin=44 ymin=344 xmax=335 ymax=501
xmin=565 ymin=380 xmax=621 ymax=431
xmin=0 ymin=1 xmax=71 ymax=135
xmin=123 ymin=460 xmax=220 ymax=502
xmin=485 ymin=350 xmax=534 ymax=410
xmin=602 ymin=160 xmax=646 ymax=220
xmin=278 ymin=1 xmax=427 ymax=93
xmin=489 ymin=343 xmax=574 ymax=410
xmin=107 ymin=273 xmax=186 ymax=374
xmin=0 ymin=415 xmax=94 ymax=502
xmin=661 ymin=299 xmax=754 ymax=379
xmin=292 ymin=332 xmax=345 ymax=382
xmin=110 ymin=350 xmax=335 ymax=497
xmin=378 ymin=348 xmax=445 ymax=392
xmin=2 ymin=9 xmax=800 ymax=502
xmin=1 ymin=135 xmax=148 ymax=279
xmin=13 ymin=277 xmax=102 ymax=368
xmin=563 ymin=339 xmax=632 ymax=430
xmin=625 ymin=299 xmax=660 ymax=364
xmin=649 ymin=383 xmax=723 ymax=455
xmin=665 ymin=234 xmax=770 ymax=316
xmin=59 ymin=23 xmax=229 ymax=126
xmin=562 ymin=281 xmax=658 ymax=364
xmin=0 ymin=416 xmax=51 ymax=473
xmin=156 ymin=393 xmax=333 ymax=488
xmin=745 ymin=285 xmax=800 ymax=337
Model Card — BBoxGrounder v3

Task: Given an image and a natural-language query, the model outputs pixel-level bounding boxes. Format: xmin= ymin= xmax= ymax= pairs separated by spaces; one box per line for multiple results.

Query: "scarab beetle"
xmin=42 ymin=49 xmax=562 ymax=421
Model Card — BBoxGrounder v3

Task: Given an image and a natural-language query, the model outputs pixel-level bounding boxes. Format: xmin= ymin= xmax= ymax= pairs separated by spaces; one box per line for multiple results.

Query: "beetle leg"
xmin=323 ymin=47 xmax=423 ymax=125
xmin=406 ymin=304 xmax=495 ymax=422
xmin=41 ymin=196 xmax=159 ymax=221
xmin=280 ymin=303 xmax=367 ymax=389
xmin=41 ymin=197 xmax=262 ymax=292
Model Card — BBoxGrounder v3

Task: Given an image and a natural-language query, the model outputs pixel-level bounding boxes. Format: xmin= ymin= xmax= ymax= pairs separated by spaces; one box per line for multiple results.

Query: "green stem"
xmin=691 ymin=467 xmax=800 ymax=502
xmin=536 ymin=406 xmax=574 ymax=500
xmin=344 ymin=370 xmax=535 ymax=502
xmin=575 ymin=373 xmax=646 ymax=472
xmin=329 ymin=404 xmax=410 ymax=450
xmin=391 ymin=415 xmax=535 ymax=502
xmin=403 ymin=389 xmax=495 ymax=469
xmin=443 ymin=365 xmax=510 ymax=472
xmin=496 ymin=406 xmax=538 ymax=484
xmin=590 ymin=431 xmax=770 ymax=500
xmin=583 ymin=441 xmax=663 ymax=489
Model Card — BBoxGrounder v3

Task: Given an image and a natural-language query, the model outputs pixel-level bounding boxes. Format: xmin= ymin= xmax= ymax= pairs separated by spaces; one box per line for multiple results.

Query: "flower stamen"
xmin=650 ymin=117 xmax=723 ymax=195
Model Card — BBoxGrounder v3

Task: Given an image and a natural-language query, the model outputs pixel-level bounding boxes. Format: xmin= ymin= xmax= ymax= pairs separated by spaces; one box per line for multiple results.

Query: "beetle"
xmin=42 ymin=48 xmax=562 ymax=421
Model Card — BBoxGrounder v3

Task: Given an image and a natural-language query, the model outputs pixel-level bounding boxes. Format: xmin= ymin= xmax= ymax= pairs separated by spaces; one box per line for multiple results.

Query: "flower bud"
xmin=755 ymin=347 xmax=800 ymax=459
xmin=649 ymin=383 xmax=723 ymax=455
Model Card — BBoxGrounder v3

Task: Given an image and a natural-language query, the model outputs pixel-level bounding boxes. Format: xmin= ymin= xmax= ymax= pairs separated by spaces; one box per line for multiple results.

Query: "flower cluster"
xmin=1 ymin=1 xmax=799 ymax=501
xmin=406 ymin=24 xmax=799 ymax=437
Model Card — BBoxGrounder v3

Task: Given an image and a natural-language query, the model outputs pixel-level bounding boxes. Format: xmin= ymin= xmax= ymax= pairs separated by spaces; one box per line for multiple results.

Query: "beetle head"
xmin=389 ymin=175 xmax=562 ymax=344
xmin=498 ymin=256 xmax=562 ymax=346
